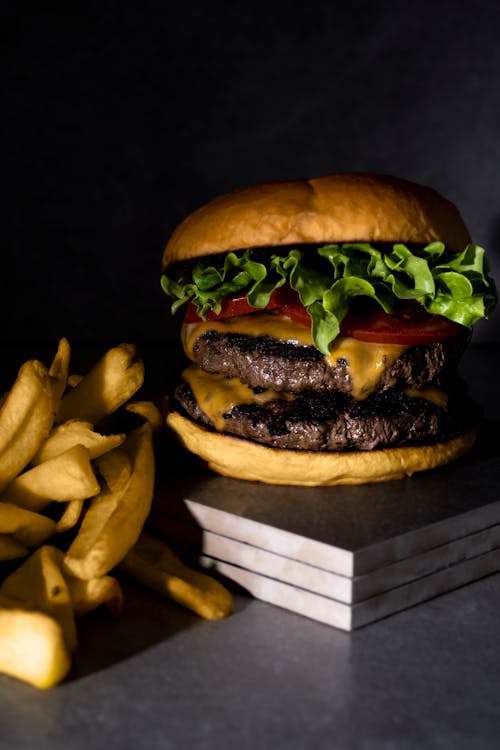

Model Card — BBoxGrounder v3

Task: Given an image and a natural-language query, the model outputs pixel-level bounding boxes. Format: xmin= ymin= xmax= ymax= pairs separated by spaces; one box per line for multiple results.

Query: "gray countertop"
xmin=3 ymin=575 xmax=500 ymax=750
xmin=1 ymin=345 xmax=499 ymax=750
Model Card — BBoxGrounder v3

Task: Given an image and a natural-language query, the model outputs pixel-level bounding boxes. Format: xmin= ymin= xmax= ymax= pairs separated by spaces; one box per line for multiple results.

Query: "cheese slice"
xmin=181 ymin=311 xmax=313 ymax=355
xmin=325 ymin=337 xmax=407 ymax=400
xmin=181 ymin=311 xmax=408 ymax=401
xmin=405 ymin=387 xmax=448 ymax=409
xmin=182 ymin=364 xmax=294 ymax=431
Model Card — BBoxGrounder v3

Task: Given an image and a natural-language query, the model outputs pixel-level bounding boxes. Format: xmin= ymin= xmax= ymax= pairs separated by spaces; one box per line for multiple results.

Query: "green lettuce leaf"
xmin=160 ymin=242 xmax=497 ymax=355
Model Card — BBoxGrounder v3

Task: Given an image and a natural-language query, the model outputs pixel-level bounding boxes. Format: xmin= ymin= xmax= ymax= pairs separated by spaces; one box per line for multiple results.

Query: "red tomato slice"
xmin=184 ymin=290 xmax=466 ymax=344
xmin=183 ymin=287 xmax=307 ymax=325
xmin=340 ymin=306 xmax=467 ymax=344
xmin=271 ymin=287 xmax=311 ymax=327
xmin=279 ymin=300 xmax=311 ymax=327
xmin=183 ymin=294 xmax=275 ymax=323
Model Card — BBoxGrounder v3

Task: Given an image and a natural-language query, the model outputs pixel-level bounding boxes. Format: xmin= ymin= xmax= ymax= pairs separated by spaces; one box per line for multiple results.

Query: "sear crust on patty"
xmin=175 ymin=381 xmax=478 ymax=452
xmin=190 ymin=331 xmax=468 ymax=394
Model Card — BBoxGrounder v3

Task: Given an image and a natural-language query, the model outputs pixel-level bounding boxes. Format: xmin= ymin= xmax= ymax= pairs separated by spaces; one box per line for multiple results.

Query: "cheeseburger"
xmin=160 ymin=173 xmax=496 ymax=486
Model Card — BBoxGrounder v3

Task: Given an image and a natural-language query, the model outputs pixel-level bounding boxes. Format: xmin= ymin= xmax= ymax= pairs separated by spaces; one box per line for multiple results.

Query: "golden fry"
xmin=67 ymin=574 xmax=123 ymax=617
xmin=67 ymin=374 xmax=84 ymax=388
xmin=124 ymin=401 xmax=163 ymax=433
xmin=64 ymin=424 xmax=154 ymax=580
xmin=0 ymin=609 xmax=72 ymax=689
xmin=121 ymin=532 xmax=233 ymax=620
xmin=0 ymin=534 xmax=29 ymax=562
xmin=1 ymin=546 xmax=77 ymax=652
xmin=55 ymin=499 xmax=85 ymax=533
xmin=1 ymin=444 xmax=100 ymax=512
xmin=0 ymin=502 xmax=56 ymax=547
xmin=0 ymin=359 xmax=54 ymax=493
xmin=33 ymin=420 xmax=125 ymax=464
xmin=95 ymin=445 xmax=132 ymax=492
xmin=48 ymin=337 xmax=71 ymax=407
xmin=57 ymin=344 xmax=144 ymax=425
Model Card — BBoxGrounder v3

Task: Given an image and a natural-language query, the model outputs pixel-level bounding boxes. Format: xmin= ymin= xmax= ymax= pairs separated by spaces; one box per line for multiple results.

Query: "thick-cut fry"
xmin=67 ymin=374 xmax=84 ymax=388
xmin=1 ymin=546 xmax=77 ymax=652
xmin=121 ymin=533 xmax=233 ymax=620
xmin=0 ymin=534 xmax=29 ymax=561
xmin=56 ymin=499 xmax=85 ymax=533
xmin=124 ymin=401 xmax=163 ymax=433
xmin=63 ymin=424 xmax=154 ymax=580
xmin=0 ymin=609 xmax=72 ymax=689
xmin=66 ymin=574 xmax=124 ymax=617
xmin=49 ymin=337 xmax=71 ymax=407
xmin=57 ymin=344 xmax=144 ymax=425
xmin=0 ymin=359 xmax=54 ymax=493
xmin=32 ymin=420 xmax=125 ymax=465
xmin=0 ymin=341 xmax=181 ymax=691
xmin=0 ymin=502 xmax=56 ymax=547
xmin=95 ymin=446 xmax=132 ymax=492
xmin=1 ymin=444 xmax=100 ymax=512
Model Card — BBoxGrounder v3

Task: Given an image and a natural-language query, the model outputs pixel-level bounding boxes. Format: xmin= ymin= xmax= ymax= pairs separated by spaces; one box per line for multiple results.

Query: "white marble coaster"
xmin=154 ymin=426 xmax=500 ymax=577
xmin=197 ymin=546 xmax=500 ymax=631
xmin=152 ymin=516 xmax=500 ymax=604
xmin=151 ymin=424 xmax=500 ymax=628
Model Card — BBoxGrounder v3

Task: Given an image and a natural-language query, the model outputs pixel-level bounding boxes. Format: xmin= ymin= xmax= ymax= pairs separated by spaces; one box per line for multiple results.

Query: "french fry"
xmin=121 ymin=533 xmax=233 ymax=620
xmin=1 ymin=444 xmax=100 ymax=512
xmin=0 ymin=609 xmax=72 ymax=689
xmin=1 ymin=546 xmax=77 ymax=652
xmin=66 ymin=574 xmax=124 ymax=617
xmin=0 ymin=359 xmax=54 ymax=493
xmin=0 ymin=534 xmax=29 ymax=562
xmin=95 ymin=445 xmax=132 ymax=492
xmin=0 ymin=502 xmax=56 ymax=547
xmin=56 ymin=499 xmax=85 ymax=533
xmin=0 ymin=341 xmax=185 ymax=691
xmin=67 ymin=374 xmax=84 ymax=388
xmin=57 ymin=344 xmax=144 ymax=425
xmin=64 ymin=424 xmax=154 ymax=580
xmin=48 ymin=337 xmax=71 ymax=407
xmin=124 ymin=401 xmax=163 ymax=434
xmin=32 ymin=420 xmax=125 ymax=465
xmin=63 ymin=424 xmax=154 ymax=580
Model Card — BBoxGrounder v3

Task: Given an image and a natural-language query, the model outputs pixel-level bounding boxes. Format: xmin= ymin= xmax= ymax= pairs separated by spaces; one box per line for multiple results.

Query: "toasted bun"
xmin=166 ymin=410 xmax=478 ymax=487
xmin=163 ymin=173 xmax=471 ymax=269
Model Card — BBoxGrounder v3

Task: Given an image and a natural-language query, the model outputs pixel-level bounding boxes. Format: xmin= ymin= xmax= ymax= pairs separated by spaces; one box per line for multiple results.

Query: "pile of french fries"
xmin=0 ymin=340 xmax=232 ymax=690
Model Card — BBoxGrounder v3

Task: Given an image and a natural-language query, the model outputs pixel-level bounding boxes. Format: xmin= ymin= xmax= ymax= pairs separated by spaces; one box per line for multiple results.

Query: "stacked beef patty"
xmin=175 ymin=327 xmax=477 ymax=452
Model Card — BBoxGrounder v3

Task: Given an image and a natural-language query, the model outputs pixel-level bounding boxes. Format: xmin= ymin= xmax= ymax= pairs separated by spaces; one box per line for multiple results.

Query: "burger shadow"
xmin=69 ymin=431 xmax=250 ymax=682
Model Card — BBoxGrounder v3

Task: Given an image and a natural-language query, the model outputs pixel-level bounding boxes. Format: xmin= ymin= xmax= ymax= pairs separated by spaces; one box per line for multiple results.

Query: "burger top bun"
xmin=162 ymin=173 xmax=471 ymax=269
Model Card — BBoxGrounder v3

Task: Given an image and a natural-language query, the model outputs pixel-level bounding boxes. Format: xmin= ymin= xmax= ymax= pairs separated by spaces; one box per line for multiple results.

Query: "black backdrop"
xmin=3 ymin=1 xmax=500 ymax=350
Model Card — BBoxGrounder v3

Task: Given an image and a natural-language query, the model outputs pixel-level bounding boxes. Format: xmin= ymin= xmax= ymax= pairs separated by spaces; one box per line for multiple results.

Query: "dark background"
xmin=2 ymin=1 xmax=500 ymax=354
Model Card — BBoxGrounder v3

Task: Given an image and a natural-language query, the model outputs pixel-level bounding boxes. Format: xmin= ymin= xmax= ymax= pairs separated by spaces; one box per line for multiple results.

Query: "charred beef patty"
xmin=190 ymin=331 xmax=467 ymax=394
xmin=175 ymin=381 xmax=478 ymax=452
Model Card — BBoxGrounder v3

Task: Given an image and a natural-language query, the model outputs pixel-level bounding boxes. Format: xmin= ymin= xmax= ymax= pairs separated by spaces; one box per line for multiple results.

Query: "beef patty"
xmin=175 ymin=381 xmax=477 ymax=452
xmin=190 ymin=331 xmax=467 ymax=394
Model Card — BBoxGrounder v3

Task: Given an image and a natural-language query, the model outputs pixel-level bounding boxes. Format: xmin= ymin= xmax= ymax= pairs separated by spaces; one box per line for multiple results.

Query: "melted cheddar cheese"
xmin=405 ymin=388 xmax=448 ymax=409
xmin=182 ymin=364 xmax=294 ymax=431
xmin=325 ymin=337 xmax=407 ymax=400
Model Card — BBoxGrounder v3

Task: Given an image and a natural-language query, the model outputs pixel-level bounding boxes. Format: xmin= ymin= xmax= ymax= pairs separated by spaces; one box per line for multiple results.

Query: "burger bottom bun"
xmin=166 ymin=411 xmax=480 ymax=487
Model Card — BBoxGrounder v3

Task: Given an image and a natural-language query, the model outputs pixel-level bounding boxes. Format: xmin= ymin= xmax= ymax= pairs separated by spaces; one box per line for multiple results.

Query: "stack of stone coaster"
xmin=151 ymin=435 xmax=500 ymax=631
